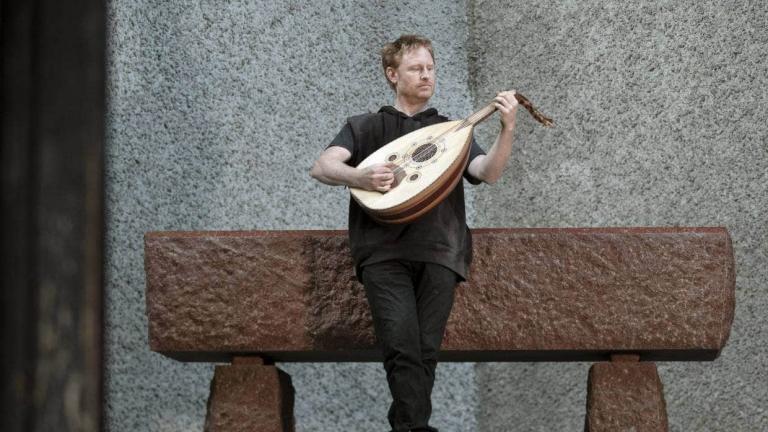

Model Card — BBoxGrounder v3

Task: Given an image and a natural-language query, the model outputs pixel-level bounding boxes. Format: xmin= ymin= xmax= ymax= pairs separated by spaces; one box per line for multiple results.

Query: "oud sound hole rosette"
xmin=411 ymin=143 xmax=438 ymax=162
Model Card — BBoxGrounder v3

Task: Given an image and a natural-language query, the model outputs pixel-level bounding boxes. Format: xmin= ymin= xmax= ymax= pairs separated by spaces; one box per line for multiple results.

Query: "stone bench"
xmin=144 ymin=227 xmax=735 ymax=431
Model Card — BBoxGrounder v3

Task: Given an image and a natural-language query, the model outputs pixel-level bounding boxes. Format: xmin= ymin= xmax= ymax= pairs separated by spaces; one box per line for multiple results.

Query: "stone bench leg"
xmin=585 ymin=354 xmax=669 ymax=431
xmin=204 ymin=356 xmax=295 ymax=432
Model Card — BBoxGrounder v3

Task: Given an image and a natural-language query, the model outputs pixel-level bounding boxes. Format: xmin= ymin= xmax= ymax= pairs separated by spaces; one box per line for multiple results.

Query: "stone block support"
xmin=585 ymin=355 xmax=668 ymax=431
xmin=204 ymin=357 xmax=295 ymax=432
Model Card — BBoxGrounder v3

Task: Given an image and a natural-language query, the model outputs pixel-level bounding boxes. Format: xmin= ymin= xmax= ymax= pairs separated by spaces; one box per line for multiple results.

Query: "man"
xmin=310 ymin=35 xmax=518 ymax=432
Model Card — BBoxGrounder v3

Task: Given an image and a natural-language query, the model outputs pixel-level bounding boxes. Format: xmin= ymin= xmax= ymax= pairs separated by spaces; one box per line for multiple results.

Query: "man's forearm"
xmin=479 ymin=125 xmax=515 ymax=184
xmin=311 ymin=158 xmax=362 ymax=188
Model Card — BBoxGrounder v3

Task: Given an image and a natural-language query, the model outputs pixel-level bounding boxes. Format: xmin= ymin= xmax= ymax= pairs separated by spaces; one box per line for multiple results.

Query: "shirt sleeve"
xmin=326 ymin=122 xmax=356 ymax=165
xmin=463 ymin=134 xmax=486 ymax=185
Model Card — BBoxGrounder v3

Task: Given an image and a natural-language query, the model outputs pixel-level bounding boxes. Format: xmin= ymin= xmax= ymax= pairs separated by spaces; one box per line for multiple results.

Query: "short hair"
xmin=380 ymin=35 xmax=435 ymax=91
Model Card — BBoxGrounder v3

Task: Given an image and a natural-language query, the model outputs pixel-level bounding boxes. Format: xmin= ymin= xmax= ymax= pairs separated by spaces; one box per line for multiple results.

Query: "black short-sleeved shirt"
xmin=327 ymin=105 xmax=486 ymax=282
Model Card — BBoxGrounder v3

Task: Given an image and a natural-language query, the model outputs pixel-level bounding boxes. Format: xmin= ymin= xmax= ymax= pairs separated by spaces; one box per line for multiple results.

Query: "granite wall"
xmin=468 ymin=1 xmax=766 ymax=430
xmin=106 ymin=1 xmax=477 ymax=431
xmin=107 ymin=0 xmax=766 ymax=430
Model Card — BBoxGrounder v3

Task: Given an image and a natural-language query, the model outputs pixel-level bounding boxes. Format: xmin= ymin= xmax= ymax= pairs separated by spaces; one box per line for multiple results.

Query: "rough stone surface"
xmin=107 ymin=0 xmax=768 ymax=430
xmin=204 ymin=362 xmax=295 ymax=432
xmin=106 ymin=2 xmax=479 ymax=430
xmin=586 ymin=362 xmax=668 ymax=431
xmin=469 ymin=1 xmax=768 ymax=430
xmin=145 ymin=228 xmax=734 ymax=361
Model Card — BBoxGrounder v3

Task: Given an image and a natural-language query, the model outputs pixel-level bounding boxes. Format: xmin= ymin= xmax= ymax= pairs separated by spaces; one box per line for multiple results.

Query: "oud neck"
xmin=459 ymin=102 xmax=497 ymax=129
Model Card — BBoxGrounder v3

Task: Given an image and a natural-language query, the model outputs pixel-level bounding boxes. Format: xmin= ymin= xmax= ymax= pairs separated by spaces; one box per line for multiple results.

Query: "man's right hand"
xmin=310 ymin=146 xmax=399 ymax=192
xmin=358 ymin=163 xmax=398 ymax=192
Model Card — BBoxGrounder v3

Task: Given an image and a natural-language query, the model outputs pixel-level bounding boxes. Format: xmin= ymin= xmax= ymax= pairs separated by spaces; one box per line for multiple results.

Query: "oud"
xmin=349 ymin=92 xmax=553 ymax=224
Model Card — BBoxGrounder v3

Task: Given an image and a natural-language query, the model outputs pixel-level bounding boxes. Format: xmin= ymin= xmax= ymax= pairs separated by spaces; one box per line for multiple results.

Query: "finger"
xmin=494 ymin=102 xmax=509 ymax=113
xmin=495 ymin=95 xmax=512 ymax=107
xmin=499 ymin=93 xmax=518 ymax=106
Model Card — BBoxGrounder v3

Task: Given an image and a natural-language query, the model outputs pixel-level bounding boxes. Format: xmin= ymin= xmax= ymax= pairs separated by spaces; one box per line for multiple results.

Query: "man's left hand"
xmin=494 ymin=90 xmax=519 ymax=131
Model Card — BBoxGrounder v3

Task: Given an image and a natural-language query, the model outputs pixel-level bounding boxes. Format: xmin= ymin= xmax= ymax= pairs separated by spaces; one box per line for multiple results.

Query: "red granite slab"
xmin=144 ymin=228 xmax=734 ymax=362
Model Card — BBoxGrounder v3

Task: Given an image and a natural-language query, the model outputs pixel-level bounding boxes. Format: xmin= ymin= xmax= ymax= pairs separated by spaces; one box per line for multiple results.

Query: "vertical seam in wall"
xmin=466 ymin=0 xmax=480 ymax=108
xmin=464 ymin=0 xmax=480 ymax=228
xmin=464 ymin=3 xmax=485 ymax=431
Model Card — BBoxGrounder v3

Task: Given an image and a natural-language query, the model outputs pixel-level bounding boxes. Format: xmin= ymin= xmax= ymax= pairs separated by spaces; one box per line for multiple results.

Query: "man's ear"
xmin=385 ymin=66 xmax=398 ymax=86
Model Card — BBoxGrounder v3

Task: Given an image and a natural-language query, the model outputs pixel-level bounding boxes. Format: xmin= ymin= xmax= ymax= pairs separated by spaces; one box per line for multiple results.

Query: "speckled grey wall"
xmin=108 ymin=0 xmax=766 ymax=431
xmin=106 ymin=1 xmax=479 ymax=431
xmin=468 ymin=1 xmax=767 ymax=431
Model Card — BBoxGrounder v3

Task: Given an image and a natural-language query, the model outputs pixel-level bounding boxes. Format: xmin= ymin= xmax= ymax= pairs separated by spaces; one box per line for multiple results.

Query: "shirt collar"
xmin=379 ymin=105 xmax=438 ymax=121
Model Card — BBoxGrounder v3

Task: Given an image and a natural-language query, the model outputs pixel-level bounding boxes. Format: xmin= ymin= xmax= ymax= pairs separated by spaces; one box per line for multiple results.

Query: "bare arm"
xmin=467 ymin=90 xmax=519 ymax=184
xmin=310 ymin=146 xmax=396 ymax=192
xmin=310 ymin=146 xmax=361 ymax=187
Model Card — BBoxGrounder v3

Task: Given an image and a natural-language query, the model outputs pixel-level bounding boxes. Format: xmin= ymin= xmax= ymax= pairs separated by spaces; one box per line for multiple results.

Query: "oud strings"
xmin=379 ymin=93 xmax=553 ymax=179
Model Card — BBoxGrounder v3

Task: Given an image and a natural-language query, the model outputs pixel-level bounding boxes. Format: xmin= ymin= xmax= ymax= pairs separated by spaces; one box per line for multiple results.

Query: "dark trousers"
xmin=361 ymin=260 xmax=458 ymax=432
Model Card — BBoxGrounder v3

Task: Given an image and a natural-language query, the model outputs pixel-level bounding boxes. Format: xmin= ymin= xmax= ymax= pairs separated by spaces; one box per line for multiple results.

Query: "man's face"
xmin=388 ymin=46 xmax=435 ymax=102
